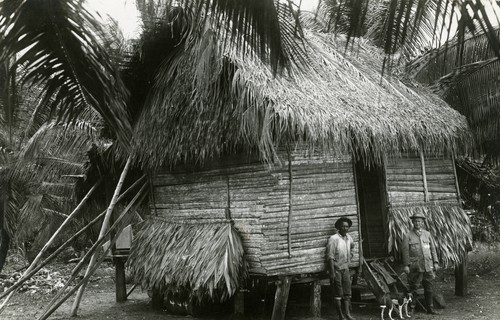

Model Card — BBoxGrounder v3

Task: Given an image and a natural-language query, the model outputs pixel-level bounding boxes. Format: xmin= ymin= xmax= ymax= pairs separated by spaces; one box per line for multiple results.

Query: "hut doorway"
xmin=355 ymin=162 xmax=388 ymax=258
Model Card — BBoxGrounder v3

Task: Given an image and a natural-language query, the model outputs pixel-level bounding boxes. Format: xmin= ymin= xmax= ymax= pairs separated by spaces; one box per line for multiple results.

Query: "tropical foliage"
xmin=127 ymin=218 xmax=245 ymax=302
xmin=407 ymin=27 xmax=500 ymax=161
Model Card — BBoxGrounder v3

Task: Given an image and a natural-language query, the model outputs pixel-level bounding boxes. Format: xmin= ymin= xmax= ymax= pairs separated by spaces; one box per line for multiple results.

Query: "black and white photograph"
xmin=0 ymin=0 xmax=499 ymax=319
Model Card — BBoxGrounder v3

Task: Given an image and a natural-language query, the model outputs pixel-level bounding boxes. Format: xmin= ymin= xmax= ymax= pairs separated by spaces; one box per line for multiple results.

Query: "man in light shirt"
xmin=402 ymin=212 xmax=440 ymax=315
xmin=326 ymin=217 xmax=355 ymax=320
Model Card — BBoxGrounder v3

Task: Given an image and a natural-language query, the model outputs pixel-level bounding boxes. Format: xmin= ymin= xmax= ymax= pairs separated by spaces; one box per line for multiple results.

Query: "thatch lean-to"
xmin=127 ymin=218 xmax=245 ymax=302
xmin=126 ymin=30 xmax=472 ymax=306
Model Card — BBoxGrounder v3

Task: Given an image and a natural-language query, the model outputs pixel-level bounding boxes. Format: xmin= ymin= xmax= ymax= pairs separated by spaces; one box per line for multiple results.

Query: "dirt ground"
xmin=1 ymin=243 xmax=499 ymax=320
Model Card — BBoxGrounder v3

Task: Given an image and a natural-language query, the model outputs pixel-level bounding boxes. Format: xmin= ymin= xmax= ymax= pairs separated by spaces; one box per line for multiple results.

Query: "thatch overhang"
xmin=132 ymin=31 xmax=470 ymax=168
xmin=126 ymin=218 xmax=245 ymax=302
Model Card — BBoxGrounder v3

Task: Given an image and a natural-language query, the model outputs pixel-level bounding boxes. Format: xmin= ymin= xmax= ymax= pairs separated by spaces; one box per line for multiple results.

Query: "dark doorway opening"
xmin=355 ymin=162 xmax=387 ymax=258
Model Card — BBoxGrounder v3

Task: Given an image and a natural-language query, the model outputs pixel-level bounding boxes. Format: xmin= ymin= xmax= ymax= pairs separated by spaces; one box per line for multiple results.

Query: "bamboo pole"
xmin=0 ymin=179 xmax=101 ymax=312
xmin=46 ymin=185 xmax=146 ymax=312
xmin=71 ymin=155 xmax=133 ymax=316
xmin=0 ymin=175 xmax=146 ymax=302
xmin=351 ymin=156 xmax=363 ymax=265
xmin=39 ymin=219 xmax=128 ymax=320
xmin=41 ymin=184 xmax=147 ymax=319
xmin=419 ymin=150 xmax=429 ymax=202
xmin=450 ymin=152 xmax=462 ymax=206
xmin=287 ymin=147 xmax=293 ymax=258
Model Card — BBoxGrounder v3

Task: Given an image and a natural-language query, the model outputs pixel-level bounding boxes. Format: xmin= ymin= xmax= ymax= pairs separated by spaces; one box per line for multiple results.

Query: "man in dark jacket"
xmin=402 ymin=212 xmax=440 ymax=315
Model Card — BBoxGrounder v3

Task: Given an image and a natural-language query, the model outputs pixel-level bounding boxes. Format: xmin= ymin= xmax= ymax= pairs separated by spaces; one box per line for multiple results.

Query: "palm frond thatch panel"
xmin=127 ymin=218 xmax=246 ymax=302
xmin=133 ymin=31 xmax=470 ymax=169
xmin=387 ymin=205 xmax=472 ymax=267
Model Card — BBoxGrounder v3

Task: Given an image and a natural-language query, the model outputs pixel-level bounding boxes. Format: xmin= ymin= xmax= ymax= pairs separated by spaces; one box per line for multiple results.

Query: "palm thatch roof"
xmin=132 ymin=30 xmax=470 ymax=168
xmin=126 ymin=218 xmax=245 ymax=302
xmin=387 ymin=205 xmax=472 ymax=267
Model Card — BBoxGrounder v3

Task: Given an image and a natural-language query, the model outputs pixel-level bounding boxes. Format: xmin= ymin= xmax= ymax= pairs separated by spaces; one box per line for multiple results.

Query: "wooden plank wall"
xmin=229 ymin=164 xmax=283 ymax=275
xmin=153 ymin=173 xmax=229 ymax=220
xmin=152 ymin=152 xmax=360 ymax=277
xmin=424 ymin=155 xmax=459 ymax=204
xmin=386 ymin=153 xmax=458 ymax=206
xmin=260 ymin=152 xmax=359 ymax=276
xmin=386 ymin=153 xmax=425 ymax=205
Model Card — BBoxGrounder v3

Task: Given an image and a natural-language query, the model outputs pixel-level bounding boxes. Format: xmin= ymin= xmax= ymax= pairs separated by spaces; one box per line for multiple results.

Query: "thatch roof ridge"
xmin=132 ymin=30 xmax=470 ymax=168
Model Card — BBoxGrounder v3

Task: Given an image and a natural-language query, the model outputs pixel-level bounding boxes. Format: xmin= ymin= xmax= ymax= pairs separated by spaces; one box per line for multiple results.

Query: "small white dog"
xmin=380 ymin=293 xmax=413 ymax=320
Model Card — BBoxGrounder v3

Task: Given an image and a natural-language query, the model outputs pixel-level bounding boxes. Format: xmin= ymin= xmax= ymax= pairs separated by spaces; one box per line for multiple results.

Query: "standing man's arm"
xmin=326 ymin=237 xmax=336 ymax=278
xmin=430 ymin=235 xmax=439 ymax=270
xmin=402 ymin=234 xmax=410 ymax=274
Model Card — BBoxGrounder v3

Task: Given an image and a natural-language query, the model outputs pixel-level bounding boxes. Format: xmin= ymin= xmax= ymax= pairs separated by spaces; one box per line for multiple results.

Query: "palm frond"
xmin=11 ymin=118 xmax=101 ymax=184
xmin=127 ymin=218 xmax=246 ymax=302
xmin=310 ymin=0 xmax=500 ymax=63
xmin=16 ymin=193 xmax=64 ymax=241
xmin=178 ymin=0 xmax=307 ymax=73
xmin=432 ymin=57 xmax=500 ymax=149
xmin=408 ymin=26 xmax=500 ymax=83
xmin=0 ymin=0 xmax=132 ymax=149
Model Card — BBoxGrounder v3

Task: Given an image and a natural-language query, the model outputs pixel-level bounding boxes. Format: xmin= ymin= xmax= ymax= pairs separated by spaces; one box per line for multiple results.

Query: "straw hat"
xmin=410 ymin=212 xmax=426 ymax=220
xmin=335 ymin=217 xmax=353 ymax=229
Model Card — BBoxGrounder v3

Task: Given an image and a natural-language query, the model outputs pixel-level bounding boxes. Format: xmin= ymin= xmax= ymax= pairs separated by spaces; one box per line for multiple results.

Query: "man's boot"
xmin=424 ymin=291 xmax=440 ymax=315
xmin=334 ymin=299 xmax=345 ymax=320
xmin=343 ymin=298 xmax=355 ymax=320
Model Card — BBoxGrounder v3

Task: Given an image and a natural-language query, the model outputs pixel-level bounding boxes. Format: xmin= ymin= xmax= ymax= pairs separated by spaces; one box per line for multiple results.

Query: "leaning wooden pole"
xmin=40 ymin=184 xmax=147 ymax=320
xmin=0 ymin=176 xmax=146 ymax=302
xmin=0 ymin=179 xmax=102 ymax=313
xmin=71 ymin=155 xmax=133 ymax=316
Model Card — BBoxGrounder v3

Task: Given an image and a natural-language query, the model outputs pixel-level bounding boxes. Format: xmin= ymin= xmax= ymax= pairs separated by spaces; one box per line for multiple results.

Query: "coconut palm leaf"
xmin=408 ymin=27 xmax=500 ymax=83
xmin=136 ymin=0 xmax=308 ymax=73
xmin=406 ymin=27 xmax=500 ymax=158
xmin=432 ymin=58 xmax=500 ymax=146
xmin=127 ymin=218 xmax=246 ymax=302
xmin=310 ymin=0 xmax=500 ymax=61
xmin=0 ymin=0 xmax=132 ymax=150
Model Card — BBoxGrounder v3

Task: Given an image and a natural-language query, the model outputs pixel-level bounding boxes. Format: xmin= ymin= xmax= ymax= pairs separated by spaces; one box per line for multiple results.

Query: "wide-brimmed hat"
xmin=335 ymin=217 xmax=353 ymax=229
xmin=410 ymin=212 xmax=426 ymax=220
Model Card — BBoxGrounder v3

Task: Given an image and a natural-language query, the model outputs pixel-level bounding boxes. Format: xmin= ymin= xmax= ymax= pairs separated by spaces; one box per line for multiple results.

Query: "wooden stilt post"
xmin=151 ymin=288 xmax=164 ymax=310
xmin=455 ymin=253 xmax=468 ymax=296
xmin=115 ymin=257 xmax=127 ymax=302
xmin=234 ymin=290 xmax=245 ymax=316
xmin=271 ymin=276 xmax=291 ymax=320
xmin=309 ymin=280 xmax=321 ymax=318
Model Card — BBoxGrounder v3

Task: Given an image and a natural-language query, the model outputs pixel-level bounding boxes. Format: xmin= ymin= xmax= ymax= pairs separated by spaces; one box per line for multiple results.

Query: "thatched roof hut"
xmin=127 ymin=31 xmax=472 ymax=306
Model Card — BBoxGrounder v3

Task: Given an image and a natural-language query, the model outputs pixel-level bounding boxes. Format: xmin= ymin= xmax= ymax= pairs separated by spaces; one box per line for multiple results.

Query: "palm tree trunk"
xmin=71 ymin=155 xmax=133 ymax=316
xmin=0 ymin=175 xmax=10 ymax=274
xmin=0 ymin=228 xmax=9 ymax=274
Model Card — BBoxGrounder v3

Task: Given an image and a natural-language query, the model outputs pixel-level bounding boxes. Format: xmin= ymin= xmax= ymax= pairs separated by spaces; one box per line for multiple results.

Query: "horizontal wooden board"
xmin=386 ymin=174 xmax=423 ymax=181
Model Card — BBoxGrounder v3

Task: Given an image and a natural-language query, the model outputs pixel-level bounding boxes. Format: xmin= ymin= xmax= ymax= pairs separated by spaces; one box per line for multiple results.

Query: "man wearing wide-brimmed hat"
xmin=326 ymin=217 xmax=356 ymax=320
xmin=402 ymin=212 xmax=440 ymax=315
